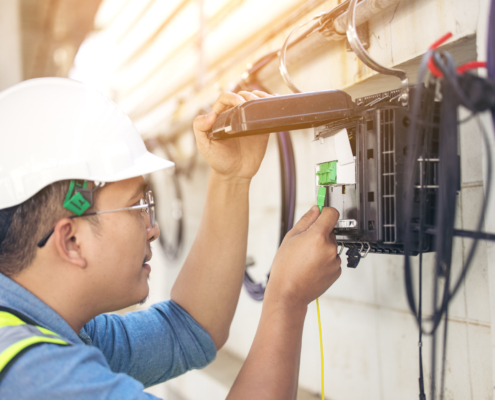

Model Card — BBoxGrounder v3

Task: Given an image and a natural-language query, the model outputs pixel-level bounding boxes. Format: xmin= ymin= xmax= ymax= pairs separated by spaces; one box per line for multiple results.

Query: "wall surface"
xmin=141 ymin=0 xmax=495 ymax=399
xmin=0 ymin=0 xmax=22 ymax=90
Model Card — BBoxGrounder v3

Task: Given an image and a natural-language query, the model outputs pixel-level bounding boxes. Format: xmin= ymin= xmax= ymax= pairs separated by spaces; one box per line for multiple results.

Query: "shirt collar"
xmin=0 ymin=272 xmax=83 ymax=344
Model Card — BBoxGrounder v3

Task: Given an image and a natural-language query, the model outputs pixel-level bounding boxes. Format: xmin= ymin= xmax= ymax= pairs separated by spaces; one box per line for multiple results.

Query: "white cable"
xmin=278 ymin=14 xmax=323 ymax=93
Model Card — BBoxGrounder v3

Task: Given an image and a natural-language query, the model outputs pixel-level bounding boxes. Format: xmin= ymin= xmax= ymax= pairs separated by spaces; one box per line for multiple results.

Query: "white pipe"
xmin=333 ymin=0 xmax=402 ymax=37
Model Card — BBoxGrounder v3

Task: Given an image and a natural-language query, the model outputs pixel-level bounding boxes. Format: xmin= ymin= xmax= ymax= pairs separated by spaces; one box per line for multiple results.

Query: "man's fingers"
xmin=211 ymin=91 xmax=245 ymax=115
xmin=285 ymin=206 xmax=320 ymax=239
xmin=194 ymin=90 xmax=271 ymax=135
xmin=193 ymin=112 xmax=216 ymax=134
xmin=251 ymin=90 xmax=273 ymax=98
xmin=312 ymin=207 xmax=340 ymax=236
xmin=237 ymin=91 xmax=260 ymax=102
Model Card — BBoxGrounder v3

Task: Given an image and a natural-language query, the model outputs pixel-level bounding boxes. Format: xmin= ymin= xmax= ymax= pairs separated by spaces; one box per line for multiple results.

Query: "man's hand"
xmin=193 ymin=91 xmax=272 ymax=182
xmin=267 ymin=206 xmax=342 ymax=306
xmin=227 ymin=206 xmax=341 ymax=400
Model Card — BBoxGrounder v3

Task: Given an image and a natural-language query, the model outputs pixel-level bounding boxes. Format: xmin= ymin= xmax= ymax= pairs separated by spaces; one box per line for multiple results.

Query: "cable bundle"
xmin=403 ymin=39 xmax=495 ymax=399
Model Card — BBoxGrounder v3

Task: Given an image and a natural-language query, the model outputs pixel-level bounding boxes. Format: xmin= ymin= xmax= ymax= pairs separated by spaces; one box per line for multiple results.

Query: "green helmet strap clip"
xmin=63 ymin=180 xmax=92 ymax=216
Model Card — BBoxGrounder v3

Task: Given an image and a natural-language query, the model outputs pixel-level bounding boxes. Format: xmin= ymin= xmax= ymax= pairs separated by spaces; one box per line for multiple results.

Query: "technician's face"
xmin=85 ymin=176 xmax=159 ymax=312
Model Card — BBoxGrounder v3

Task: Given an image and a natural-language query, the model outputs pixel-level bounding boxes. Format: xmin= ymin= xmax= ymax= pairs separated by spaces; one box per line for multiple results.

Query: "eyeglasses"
xmin=37 ymin=190 xmax=155 ymax=248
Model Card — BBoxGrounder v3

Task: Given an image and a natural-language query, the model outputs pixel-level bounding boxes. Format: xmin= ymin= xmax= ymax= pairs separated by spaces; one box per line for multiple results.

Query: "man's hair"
xmin=0 ymin=180 xmax=99 ymax=277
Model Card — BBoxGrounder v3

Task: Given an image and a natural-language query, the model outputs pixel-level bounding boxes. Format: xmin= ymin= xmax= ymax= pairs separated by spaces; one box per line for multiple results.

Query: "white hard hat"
xmin=0 ymin=78 xmax=174 ymax=209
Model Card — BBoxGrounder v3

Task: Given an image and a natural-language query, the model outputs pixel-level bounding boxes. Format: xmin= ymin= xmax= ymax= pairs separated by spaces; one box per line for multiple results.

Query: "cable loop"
xmin=346 ymin=0 xmax=409 ymax=106
xmin=360 ymin=242 xmax=371 ymax=258
xmin=279 ymin=15 xmax=322 ymax=93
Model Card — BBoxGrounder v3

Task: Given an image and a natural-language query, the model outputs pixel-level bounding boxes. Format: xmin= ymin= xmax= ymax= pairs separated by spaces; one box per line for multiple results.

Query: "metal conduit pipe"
xmin=256 ymin=0 xmax=402 ymax=83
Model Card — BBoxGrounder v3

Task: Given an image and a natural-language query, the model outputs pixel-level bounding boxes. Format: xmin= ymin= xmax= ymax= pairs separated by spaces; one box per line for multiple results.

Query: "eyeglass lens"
xmin=147 ymin=191 xmax=155 ymax=228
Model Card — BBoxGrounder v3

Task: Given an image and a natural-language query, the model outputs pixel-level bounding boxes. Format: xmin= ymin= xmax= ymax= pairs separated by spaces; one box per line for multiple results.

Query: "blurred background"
xmin=1 ymin=0 xmax=495 ymax=399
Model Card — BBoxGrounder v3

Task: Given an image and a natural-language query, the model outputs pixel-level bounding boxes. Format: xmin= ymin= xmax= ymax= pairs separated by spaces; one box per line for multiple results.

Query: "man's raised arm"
xmin=170 ymin=90 xmax=271 ymax=349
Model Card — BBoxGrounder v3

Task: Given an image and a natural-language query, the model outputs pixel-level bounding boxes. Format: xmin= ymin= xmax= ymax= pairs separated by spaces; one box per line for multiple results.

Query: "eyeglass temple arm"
xmin=36 ymin=204 xmax=150 ymax=248
xmin=36 ymin=214 xmax=86 ymax=248
xmin=37 ymin=227 xmax=55 ymax=248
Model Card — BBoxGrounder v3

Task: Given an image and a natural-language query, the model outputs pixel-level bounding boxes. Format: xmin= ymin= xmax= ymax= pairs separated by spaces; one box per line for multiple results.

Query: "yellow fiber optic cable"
xmin=316 ymin=298 xmax=324 ymax=400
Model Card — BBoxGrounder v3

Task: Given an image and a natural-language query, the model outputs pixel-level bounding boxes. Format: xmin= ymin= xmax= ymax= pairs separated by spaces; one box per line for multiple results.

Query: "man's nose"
xmin=148 ymin=221 xmax=160 ymax=242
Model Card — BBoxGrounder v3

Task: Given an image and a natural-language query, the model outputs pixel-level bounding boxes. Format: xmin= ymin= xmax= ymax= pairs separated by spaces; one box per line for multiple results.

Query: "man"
xmin=0 ymin=77 xmax=341 ymax=399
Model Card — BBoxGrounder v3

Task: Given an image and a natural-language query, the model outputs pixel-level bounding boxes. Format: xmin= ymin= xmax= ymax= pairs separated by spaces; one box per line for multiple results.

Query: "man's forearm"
xmin=170 ymin=169 xmax=250 ymax=348
xmin=227 ymin=291 xmax=307 ymax=400
xmin=225 ymin=205 xmax=342 ymax=399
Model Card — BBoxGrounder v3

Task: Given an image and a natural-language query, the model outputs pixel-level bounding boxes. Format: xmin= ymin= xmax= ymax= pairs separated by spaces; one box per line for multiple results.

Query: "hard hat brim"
xmin=0 ymin=151 xmax=174 ymax=210
xmin=97 ymin=151 xmax=175 ymax=182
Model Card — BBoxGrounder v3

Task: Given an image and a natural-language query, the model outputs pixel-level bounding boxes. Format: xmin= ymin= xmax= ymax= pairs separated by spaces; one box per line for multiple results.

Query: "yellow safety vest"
xmin=0 ymin=307 xmax=71 ymax=382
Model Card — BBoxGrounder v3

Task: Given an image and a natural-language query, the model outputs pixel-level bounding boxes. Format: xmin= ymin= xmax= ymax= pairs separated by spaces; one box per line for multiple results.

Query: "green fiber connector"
xmin=316 ymin=161 xmax=337 ymax=185
xmin=317 ymin=186 xmax=326 ymax=212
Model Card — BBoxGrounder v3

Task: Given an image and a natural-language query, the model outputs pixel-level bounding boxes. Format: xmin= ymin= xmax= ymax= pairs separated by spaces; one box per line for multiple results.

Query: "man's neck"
xmin=12 ymin=264 xmax=96 ymax=333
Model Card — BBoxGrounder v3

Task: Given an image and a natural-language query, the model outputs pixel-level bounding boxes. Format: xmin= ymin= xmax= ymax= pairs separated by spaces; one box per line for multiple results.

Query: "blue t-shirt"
xmin=0 ymin=273 xmax=217 ymax=399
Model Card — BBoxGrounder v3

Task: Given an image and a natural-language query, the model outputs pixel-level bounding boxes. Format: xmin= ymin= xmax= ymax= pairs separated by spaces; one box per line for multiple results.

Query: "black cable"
xmin=403 ymin=51 xmax=494 ymax=332
xmin=430 ymin=322 xmax=437 ymax=400
xmin=145 ymin=140 xmax=184 ymax=261
xmin=420 ymin=228 xmax=495 ymax=241
xmin=488 ymin=0 xmax=495 ymax=127
xmin=241 ymin=132 xmax=296 ymax=300
xmin=439 ymin=301 xmax=449 ymax=400
xmin=234 ymin=81 xmax=297 ymax=301
xmin=430 ymin=53 xmax=458 ymax=344
xmin=431 ymin=78 xmax=447 ymax=398
xmin=418 ymin=251 xmax=426 ymax=400
xmin=403 ymin=49 xmax=433 ymax=322
xmin=416 ymin=80 xmax=431 ymax=400
xmin=429 ymin=53 xmax=493 ymax=327
xmin=402 ymin=45 xmax=495 ymax=400
xmin=277 ymin=131 xmax=297 ymax=242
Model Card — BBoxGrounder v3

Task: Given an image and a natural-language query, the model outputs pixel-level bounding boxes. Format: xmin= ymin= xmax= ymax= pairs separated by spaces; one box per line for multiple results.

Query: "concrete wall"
xmin=142 ymin=0 xmax=495 ymax=398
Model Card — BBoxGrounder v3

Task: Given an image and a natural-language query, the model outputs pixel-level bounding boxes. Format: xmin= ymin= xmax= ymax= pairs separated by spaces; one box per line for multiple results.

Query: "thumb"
xmin=285 ymin=206 xmax=320 ymax=239
xmin=193 ymin=112 xmax=216 ymax=134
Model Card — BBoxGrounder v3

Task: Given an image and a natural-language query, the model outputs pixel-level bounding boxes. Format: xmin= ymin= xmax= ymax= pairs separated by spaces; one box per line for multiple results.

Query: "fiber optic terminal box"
xmin=312 ymin=87 xmax=441 ymax=255
xmin=207 ymin=90 xmax=355 ymax=139
xmin=207 ymin=86 xmax=441 ymax=255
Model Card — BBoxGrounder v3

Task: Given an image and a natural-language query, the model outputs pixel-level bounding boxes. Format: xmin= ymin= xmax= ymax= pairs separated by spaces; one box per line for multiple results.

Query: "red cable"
xmin=426 ymin=32 xmax=487 ymax=77
xmin=427 ymin=32 xmax=453 ymax=78
xmin=429 ymin=32 xmax=454 ymax=50
xmin=456 ymin=61 xmax=487 ymax=74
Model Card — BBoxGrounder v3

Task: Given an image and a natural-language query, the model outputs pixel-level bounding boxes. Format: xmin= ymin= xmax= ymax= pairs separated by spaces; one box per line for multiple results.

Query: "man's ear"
xmin=51 ymin=218 xmax=87 ymax=268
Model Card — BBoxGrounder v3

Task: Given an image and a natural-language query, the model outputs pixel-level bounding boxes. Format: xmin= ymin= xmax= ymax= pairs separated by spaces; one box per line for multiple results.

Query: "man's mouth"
xmin=143 ymin=254 xmax=152 ymax=272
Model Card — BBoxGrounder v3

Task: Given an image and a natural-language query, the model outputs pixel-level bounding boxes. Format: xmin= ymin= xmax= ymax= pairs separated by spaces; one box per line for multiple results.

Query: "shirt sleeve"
xmin=81 ymin=300 xmax=217 ymax=387
xmin=0 ymin=343 xmax=160 ymax=400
